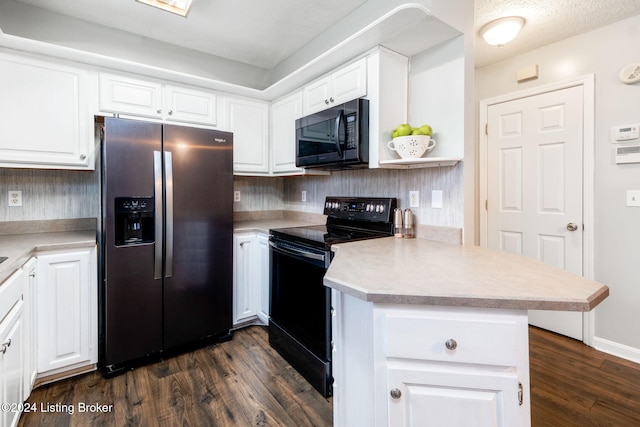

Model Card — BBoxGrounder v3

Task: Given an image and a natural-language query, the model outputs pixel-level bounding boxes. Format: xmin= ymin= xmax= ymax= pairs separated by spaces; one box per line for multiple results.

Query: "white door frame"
xmin=478 ymin=74 xmax=595 ymax=345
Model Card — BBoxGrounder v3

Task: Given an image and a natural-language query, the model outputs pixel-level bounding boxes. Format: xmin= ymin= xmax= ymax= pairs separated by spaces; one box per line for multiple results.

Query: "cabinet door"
xmin=1 ymin=300 xmax=24 ymax=427
xmin=233 ymin=233 xmax=260 ymax=325
xmin=302 ymin=58 xmax=367 ymax=116
xmin=99 ymin=72 xmax=163 ymax=119
xmin=257 ymin=233 xmax=270 ymax=324
xmin=225 ymin=97 xmax=269 ymax=174
xmin=302 ymin=76 xmax=332 ymax=115
xmin=36 ymin=250 xmax=94 ymax=373
xmin=331 ymin=58 xmax=367 ymax=105
xmin=0 ymin=53 xmax=93 ymax=169
xmin=271 ymin=91 xmax=304 ymax=174
xmin=388 ymin=364 xmax=521 ymax=427
xmin=164 ymin=85 xmax=218 ymax=126
xmin=21 ymin=258 xmax=37 ymax=400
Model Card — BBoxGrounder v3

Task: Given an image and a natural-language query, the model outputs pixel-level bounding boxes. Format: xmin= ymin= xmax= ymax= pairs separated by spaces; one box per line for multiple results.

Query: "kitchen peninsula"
xmin=324 ymin=237 xmax=609 ymax=427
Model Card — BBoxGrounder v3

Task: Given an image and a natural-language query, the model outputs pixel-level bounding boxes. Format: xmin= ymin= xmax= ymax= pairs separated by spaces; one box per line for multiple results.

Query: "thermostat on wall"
xmin=615 ymin=145 xmax=640 ymax=164
xmin=612 ymin=124 xmax=640 ymax=142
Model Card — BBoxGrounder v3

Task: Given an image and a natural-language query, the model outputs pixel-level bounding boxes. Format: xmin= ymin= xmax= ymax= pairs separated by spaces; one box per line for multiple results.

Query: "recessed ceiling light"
xmin=136 ymin=0 xmax=193 ymax=17
xmin=480 ymin=16 xmax=525 ymax=47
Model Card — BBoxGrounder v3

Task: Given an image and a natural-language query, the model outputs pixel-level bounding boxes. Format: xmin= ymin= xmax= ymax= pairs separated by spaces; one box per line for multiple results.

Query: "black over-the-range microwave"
xmin=295 ymin=98 xmax=369 ymax=170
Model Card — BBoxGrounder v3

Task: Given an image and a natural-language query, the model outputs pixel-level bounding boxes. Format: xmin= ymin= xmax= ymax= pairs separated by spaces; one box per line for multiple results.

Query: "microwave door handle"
xmin=334 ymin=110 xmax=344 ymax=157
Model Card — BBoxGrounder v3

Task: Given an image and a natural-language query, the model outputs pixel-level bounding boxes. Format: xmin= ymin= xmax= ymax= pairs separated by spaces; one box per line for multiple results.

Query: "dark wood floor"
xmin=19 ymin=325 xmax=640 ymax=426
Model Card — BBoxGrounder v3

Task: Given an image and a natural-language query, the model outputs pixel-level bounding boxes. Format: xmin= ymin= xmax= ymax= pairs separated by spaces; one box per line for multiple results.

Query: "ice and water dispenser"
xmin=114 ymin=197 xmax=155 ymax=246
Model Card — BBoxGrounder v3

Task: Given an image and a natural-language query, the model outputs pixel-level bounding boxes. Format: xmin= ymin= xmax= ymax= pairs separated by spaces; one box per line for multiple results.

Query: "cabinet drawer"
xmin=385 ymin=313 xmax=520 ymax=366
xmin=0 ymin=270 xmax=23 ymax=323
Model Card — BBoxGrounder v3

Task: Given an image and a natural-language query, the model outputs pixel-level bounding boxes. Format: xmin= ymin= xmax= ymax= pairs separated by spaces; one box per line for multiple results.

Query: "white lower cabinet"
xmin=331 ymin=290 xmax=531 ymax=427
xmin=233 ymin=231 xmax=270 ymax=327
xmin=36 ymin=248 xmax=97 ymax=377
xmin=22 ymin=258 xmax=37 ymax=400
xmin=256 ymin=233 xmax=270 ymax=324
xmin=0 ymin=269 xmax=25 ymax=427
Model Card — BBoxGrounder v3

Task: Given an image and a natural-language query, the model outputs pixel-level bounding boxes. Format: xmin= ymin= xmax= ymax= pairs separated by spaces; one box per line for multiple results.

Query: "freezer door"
xmin=162 ymin=124 xmax=233 ymax=349
xmin=102 ymin=117 xmax=164 ymax=366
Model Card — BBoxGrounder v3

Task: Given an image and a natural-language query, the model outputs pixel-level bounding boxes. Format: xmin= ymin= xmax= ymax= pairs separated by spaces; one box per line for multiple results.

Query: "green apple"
xmin=391 ymin=129 xmax=399 ymax=138
xmin=394 ymin=123 xmax=413 ymax=137
xmin=419 ymin=124 xmax=433 ymax=136
xmin=411 ymin=128 xmax=425 ymax=135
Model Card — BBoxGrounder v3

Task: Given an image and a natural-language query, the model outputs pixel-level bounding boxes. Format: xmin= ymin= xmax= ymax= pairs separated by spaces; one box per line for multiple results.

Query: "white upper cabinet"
xmin=270 ymin=90 xmax=303 ymax=174
xmin=99 ymin=73 xmax=162 ymax=119
xmin=163 ymin=84 xmax=217 ymax=126
xmin=302 ymin=57 xmax=367 ymax=116
xmin=223 ymin=96 xmax=270 ymax=175
xmin=99 ymin=73 xmax=218 ymax=127
xmin=0 ymin=52 xmax=94 ymax=170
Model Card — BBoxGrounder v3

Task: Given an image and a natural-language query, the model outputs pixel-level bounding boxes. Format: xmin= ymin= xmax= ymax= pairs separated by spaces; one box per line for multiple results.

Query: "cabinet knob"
xmin=445 ymin=338 xmax=457 ymax=350
xmin=79 ymin=154 xmax=86 ymax=160
xmin=168 ymin=110 xmax=173 ymax=115
xmin=324 ymin=99 xmax=330 ymax=105
xmin=157 ymin=109 xmax=162 ymax=114
xmin=329 ymin=97 xmax=335 ymax=103
xmin=390 ymin=388 xmax=402 ymax=399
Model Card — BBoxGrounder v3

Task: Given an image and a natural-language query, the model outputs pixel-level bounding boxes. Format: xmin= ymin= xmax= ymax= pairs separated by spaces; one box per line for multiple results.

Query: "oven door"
xmin=268 ymin=237 xmax=333 ymax=396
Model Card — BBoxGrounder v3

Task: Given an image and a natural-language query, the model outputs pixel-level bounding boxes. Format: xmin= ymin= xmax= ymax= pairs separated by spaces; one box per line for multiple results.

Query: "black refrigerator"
xmin=99 ymin=116 xmax=233 ymax=375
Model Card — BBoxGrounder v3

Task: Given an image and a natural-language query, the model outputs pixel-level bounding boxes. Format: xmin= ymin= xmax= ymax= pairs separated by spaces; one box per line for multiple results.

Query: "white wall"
xmin=476 ymin=14 xmax=640 ymax=358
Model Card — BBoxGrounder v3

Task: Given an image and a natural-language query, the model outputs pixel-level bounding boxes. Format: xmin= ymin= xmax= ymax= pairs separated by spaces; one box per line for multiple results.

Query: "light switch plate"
xmin=234 ymin=191 xmax=241 ymax=202
xmin=627 ymin=190 xmax=640 ymax=207
xmin=432 ymin=190 xmax=443 ymax=209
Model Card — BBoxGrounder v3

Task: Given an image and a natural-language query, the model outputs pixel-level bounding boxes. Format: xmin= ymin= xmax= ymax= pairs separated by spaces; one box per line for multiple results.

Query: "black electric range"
xmin=268 ymin=197 xmax=397 ymax=397
xmin=270 ymin=196 xmax=397 ymax=250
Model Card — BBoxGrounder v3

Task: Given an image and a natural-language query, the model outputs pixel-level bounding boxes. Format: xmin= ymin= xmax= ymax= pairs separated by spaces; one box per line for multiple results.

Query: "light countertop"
xmin=233 ymin=218 xmax=322 ymax=234
xmin=324 ymin=237 xmax=609 ymax=311
xmin=0 ymin=229 xmax=96 ymax=284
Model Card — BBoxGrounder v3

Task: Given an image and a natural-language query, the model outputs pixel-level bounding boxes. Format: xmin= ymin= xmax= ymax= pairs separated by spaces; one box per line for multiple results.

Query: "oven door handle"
xmin=269 ymin=240 xmax=326 ymax=262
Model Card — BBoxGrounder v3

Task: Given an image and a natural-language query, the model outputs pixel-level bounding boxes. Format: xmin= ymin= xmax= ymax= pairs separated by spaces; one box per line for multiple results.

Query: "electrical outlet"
xmin=8 ymin=190 xmax=22 ymax=207
xmin=234 ymin=191 xmax=241 ymax=202
xmin=409 ymin=191 xmax=419 ymax=208
xmin=301 ymin=191 xmax=307 ymax=202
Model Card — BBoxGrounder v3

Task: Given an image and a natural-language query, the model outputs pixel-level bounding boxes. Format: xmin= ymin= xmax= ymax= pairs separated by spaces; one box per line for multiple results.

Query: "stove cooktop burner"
xmin=270 ymin=197 xmax=397 ymax=250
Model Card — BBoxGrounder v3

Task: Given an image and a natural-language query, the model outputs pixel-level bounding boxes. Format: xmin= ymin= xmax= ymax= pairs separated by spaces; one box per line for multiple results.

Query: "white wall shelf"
xmin=378 ymin=157 xmax=462 ymax=169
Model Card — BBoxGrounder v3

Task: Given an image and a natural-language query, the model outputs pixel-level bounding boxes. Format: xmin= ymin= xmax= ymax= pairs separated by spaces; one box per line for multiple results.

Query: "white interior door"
xmin=485 ymin=85 xmax=584 ymax=340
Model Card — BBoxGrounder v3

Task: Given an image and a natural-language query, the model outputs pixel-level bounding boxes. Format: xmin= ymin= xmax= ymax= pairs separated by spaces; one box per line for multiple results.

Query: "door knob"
xmin=566 ymin=223 xmax=579 ymax=231
xmin=390 ymin=388 xmax=402 ymax=399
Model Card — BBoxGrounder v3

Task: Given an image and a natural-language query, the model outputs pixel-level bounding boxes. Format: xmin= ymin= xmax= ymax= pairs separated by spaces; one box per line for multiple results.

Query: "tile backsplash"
xmin=235 ymin=163 xmax=463 ymax=228
xmin=0 ymin=168 xmax=99 ymax=222
xmin=1 ymin=162 xmax=463 ymax=229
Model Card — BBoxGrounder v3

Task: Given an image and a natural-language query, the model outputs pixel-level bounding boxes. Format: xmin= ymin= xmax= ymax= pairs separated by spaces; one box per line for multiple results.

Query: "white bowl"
xmin=387 ymin=135 xmax=436 ymax=159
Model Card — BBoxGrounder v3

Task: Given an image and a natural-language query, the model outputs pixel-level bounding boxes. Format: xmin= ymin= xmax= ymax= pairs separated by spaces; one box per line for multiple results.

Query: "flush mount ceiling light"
xmin=480 ymin=16 xmax=525 ymax=47
xmin=136 ymin=0 xmax=193 ymax=17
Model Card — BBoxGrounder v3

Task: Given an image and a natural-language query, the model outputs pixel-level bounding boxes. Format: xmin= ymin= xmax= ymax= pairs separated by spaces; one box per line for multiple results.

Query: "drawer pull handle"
xmin=390 ymin=388 xmax=402 ymax=399
xmin=445 ymin=338 xmax=457 ymax=350
xmin=0 ymin=338 xmax=10 ymax=354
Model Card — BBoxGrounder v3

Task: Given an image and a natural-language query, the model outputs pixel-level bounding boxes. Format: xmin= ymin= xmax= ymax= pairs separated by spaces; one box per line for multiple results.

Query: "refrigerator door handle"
xmin=165 ymin=151 xmax=174 ymax=278
xmin=153 ymin=151 xmax=163 ymax=280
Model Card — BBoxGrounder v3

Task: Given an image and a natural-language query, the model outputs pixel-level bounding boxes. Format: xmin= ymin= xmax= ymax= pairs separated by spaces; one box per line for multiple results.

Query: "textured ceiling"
xmin=10 ymin=0 xmax=640 ymax=70
xmin=14 ymin=0 xmax=368 ymax=69
xmin=475 ymin=0 xmax=640 ymax=67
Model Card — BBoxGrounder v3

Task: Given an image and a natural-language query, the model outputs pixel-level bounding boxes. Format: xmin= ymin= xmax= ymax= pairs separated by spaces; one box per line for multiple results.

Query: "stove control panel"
xmin=323 ymin=197 xmax=396 ymax=222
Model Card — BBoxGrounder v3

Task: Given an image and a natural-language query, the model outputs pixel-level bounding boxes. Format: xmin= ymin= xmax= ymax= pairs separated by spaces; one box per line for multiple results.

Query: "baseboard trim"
xmin=592 ymin=336 xmax=640 ymax=364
